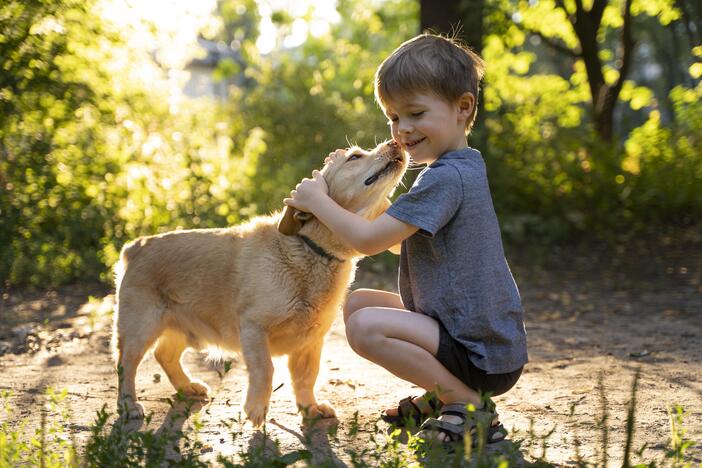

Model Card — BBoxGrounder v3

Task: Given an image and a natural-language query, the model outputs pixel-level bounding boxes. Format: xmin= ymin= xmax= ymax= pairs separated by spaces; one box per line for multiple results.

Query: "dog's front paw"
xmin=118 ymin=397 xmax=145 ymax=420
xmin=244 ymin=399 xmax=269 ymax=427
xmin=300 ymin=401 xmax=336 ymax=420
xmin=179 ymin=380 xmax=210 ymax=398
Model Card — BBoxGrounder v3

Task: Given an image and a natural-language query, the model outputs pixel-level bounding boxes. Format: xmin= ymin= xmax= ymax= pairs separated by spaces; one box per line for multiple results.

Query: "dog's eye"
xmin=347 ymin=153 xmax=362 ymax=161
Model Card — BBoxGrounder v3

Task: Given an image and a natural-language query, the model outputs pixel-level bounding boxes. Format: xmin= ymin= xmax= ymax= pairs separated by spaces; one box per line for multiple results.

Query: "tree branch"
xmin=611 ymin=0 xmax=635 ymax=96
xmin=554 ymin=0 xmax=574 ymax=22
xmin=527 ymin=28 xmax=580 ymax=57
xmin=501 ymin=7 xmax=580 ymax=57
xmin=595 ymin=0 xmax=634 ymax=140
xmin=590 ymin=0 xmax=608 ymax=29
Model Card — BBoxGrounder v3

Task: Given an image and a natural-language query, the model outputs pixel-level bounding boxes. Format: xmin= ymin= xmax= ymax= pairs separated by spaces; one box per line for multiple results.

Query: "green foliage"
xmin=0 ymin=0 xmax=271 ymax=287
xmin=215 ymin=0 xmax=419 ymax=213
xmin=667 ymin=405 xmax=696 ymax=467
xmin=0 ymin=388 xmax=79 ymax=467
xmin=83 ymin=403 xmax=208 ymax=467
xmin=480 ymin=0 xmax=701 ymax=241
xmin=623 ymin=84 xmax=702 ymax=224
xmin=0 ymin=0 xmax=120 ymax=286
xmin=1 ymin=0 xmax=700 ymax=287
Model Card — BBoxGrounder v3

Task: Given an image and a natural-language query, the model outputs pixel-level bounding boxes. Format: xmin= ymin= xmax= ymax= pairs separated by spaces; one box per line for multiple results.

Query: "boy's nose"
xmin=398 ymin=121 xmax=412 ymax=133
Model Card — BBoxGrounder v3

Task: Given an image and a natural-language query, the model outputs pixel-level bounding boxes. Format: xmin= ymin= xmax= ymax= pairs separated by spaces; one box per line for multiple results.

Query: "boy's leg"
xmin=346 ymin=307 xmax=496 ymax=442
xmin=345 ymin=290 xmax=433 ymax=417
xmin=346 ymin=307 xmax=482 ymax=407
xmin=343 ymin=288 xmax=404 ymax=324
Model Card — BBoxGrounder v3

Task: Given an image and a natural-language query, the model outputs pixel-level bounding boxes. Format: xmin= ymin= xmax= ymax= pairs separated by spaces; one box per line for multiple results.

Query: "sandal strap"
xmin=420 ymin=392 xmax=442 ymax=411
xmin=441 ymin=401 xmax=500 ymax=428
xmin=440 ymin=403 xmax=469 ymax=416
xmin=419 ymin=418 xmax=465 ymax=443
xmin=397 ymin=396 xmax=420 ymax=418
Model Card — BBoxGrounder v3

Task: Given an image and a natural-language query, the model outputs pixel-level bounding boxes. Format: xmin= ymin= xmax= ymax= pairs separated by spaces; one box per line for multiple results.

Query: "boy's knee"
xmin=345 ymin=309 xmax=380 ymax=356
xmin=343 ymin=290 xmax=366 ymax=324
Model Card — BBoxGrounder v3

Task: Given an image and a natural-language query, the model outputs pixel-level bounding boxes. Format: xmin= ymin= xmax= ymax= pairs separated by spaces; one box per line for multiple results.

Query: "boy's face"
xmin=382 ymin=92 xmax=472 ymax=164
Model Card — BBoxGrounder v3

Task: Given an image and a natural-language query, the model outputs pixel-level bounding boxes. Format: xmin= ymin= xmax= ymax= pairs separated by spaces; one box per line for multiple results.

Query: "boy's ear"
xmin=278 ymin=206 xmax=313 ymax=236
xmin=457 ymin=92 xmax=475 ymax=120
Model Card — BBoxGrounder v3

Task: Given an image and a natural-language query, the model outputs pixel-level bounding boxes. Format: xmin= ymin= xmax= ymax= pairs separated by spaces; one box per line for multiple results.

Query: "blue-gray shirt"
xmin=386 ymin=147 xmax=528 ymax=374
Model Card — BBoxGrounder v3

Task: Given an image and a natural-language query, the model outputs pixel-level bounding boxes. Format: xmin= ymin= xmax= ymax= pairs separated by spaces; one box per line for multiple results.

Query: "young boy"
xmin=284 ymin=33 xmax=527 ymax=448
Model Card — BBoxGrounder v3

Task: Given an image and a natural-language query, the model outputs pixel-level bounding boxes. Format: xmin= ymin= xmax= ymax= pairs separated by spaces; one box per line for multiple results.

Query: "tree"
xmin=511 ymin=0 xmax=689 ymax=142
xmin=514 ymin=0 xmax=635 ymax=141
xmin=420 ymin=0 xmax=484 ymax=52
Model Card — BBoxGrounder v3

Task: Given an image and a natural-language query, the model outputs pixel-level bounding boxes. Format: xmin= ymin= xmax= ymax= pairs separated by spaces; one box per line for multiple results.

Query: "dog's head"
xmin=278 ymin=140 xmax=408 ymax=235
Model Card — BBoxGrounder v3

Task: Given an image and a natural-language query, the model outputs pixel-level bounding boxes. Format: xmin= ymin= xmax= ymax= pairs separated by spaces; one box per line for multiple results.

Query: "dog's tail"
xmin=112 ymin=238 xmax=146 ymax=363
xmin=114 ymin=238 xmax=146 ymax=289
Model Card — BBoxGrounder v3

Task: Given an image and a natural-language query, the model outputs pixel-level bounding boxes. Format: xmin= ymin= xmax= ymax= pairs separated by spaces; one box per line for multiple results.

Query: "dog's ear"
xmin=277 ymin=206 xmax=313 ymax=236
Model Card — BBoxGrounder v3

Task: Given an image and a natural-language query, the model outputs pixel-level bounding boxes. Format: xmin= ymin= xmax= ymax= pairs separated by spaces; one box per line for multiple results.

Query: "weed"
xmin=0 ymin=373 xmax=699 ymax=467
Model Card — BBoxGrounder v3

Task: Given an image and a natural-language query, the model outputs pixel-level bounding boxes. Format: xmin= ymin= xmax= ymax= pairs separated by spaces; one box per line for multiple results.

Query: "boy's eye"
xmin=411 ymin=111 xmax=424 ymax=117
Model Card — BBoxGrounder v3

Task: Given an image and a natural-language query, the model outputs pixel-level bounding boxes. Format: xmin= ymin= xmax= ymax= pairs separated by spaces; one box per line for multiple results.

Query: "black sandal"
xmin=417 ymin=399 xmax=507 ymax=451
xmin=380 ymin=392 xmax=442 ymax=426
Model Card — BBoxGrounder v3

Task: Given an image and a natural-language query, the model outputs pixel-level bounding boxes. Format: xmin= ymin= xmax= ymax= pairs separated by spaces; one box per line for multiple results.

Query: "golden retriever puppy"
xmin=112 ymin=140 xmax=407 ymax=425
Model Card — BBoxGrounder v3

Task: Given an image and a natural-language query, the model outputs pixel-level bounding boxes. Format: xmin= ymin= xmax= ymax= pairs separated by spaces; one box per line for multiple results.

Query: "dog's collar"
xmin=298 ymin=235 xmax=344 ymax=263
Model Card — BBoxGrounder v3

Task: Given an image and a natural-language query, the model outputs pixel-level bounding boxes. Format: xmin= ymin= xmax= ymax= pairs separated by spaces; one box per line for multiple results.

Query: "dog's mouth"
xmin=364 ymin=156 xmax=404 ymax=186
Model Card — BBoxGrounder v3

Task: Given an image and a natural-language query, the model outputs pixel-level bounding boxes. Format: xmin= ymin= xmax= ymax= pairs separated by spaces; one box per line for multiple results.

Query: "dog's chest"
xmin=266 ymin=261 xmax=353 ymax=353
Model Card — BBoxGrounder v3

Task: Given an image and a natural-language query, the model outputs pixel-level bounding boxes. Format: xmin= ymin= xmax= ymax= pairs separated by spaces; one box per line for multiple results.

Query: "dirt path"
xmin=1 ymin=240 xmax=701 ymax=466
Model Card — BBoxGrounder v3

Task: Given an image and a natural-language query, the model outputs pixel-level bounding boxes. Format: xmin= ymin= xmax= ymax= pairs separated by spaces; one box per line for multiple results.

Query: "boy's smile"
xmin=383 ymin=92 xmax=473 ymax=164
xmin=404 ymin=137 xmax=426 ymax=149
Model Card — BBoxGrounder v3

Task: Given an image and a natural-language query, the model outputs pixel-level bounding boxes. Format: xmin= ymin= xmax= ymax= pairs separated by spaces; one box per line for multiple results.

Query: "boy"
xmin=284 ymin=33 xmax=527 ymax=448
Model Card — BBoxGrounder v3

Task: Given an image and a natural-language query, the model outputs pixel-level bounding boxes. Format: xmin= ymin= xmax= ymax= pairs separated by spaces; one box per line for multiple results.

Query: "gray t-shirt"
xmin=386 ymin=147 xmax=528 ymax=374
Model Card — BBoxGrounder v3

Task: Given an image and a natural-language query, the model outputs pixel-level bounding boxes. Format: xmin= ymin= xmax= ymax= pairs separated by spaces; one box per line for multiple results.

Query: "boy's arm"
xmin=302 ymin=194 xmax=417 ymax=256
xmin=379 ymin=198 xmax=403 ymax=255
xmin=283 ymin=170 xmax=417 ymax=256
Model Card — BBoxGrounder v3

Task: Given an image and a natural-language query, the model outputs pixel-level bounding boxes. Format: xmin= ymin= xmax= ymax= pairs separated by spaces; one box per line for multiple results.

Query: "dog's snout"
xmin=379 ymin=140 xmax=402 ymax=161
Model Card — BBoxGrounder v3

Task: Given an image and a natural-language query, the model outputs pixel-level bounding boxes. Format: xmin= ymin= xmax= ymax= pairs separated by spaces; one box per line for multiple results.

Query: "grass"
xmin=0 ymin=372 xmax=699 ymax=467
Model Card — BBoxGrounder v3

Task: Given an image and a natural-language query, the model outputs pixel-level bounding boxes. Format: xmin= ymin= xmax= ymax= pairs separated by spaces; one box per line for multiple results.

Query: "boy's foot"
xmin=380 ymin=392 xmax=442 ymax=426
xmin=418 ymin=400 xmax=506 ymax=448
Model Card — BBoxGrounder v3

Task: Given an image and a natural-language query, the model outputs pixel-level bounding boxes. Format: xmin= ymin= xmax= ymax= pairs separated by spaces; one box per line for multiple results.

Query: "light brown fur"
xmin=112 ymin=140 xmax=407 ymax=425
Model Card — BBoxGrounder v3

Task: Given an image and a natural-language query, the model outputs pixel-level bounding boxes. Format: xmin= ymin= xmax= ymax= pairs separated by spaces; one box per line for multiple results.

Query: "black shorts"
xmin=436 ymin=321 xmax=523 ymax=396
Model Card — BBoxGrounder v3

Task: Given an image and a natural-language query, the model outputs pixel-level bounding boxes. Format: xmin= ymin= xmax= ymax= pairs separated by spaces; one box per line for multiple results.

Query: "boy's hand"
xmin=324 ymin=149 xmax=345 ymax=164
xmin=283 ymin=170 xmax=328 ymax=213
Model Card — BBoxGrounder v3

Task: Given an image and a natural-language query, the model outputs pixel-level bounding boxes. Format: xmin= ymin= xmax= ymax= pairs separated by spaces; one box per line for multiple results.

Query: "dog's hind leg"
xmin=114 ymin=287 xmax=165 ymax=419
xmin=288 ymin=339 xmax=336 ymax=420
xmin=154 ymin=329 xmax=210 ymax=398
xmin=240 ymin=323 xmax=274 ymax=427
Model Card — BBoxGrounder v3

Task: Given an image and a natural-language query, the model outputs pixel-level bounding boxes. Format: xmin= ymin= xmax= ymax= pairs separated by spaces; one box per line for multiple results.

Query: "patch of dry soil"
xmin=1 ymin=243 xmax=700 ymax=466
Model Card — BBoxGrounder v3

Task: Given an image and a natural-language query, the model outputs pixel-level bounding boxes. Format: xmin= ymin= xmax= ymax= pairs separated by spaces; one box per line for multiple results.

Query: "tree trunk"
xmin=420 ymin=0 xmax=484 ymax=52
xmin=419 ymin=0 xmax=487 ymax=145
xmin=555 ymin=0 xmax=634 ymax=141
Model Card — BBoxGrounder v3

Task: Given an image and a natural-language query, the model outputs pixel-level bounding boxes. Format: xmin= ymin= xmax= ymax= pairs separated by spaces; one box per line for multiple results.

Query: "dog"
xmin=112 ymin=140 xmax=407 ymax=425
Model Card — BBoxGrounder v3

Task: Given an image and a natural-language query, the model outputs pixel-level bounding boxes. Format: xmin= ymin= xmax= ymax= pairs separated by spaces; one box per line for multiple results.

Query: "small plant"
xmin=666 ymin=404 xmax=696 ymax=468
xmin=1 ymin=374 xmax=700 ymax=466
xmin=0 ymin=388 xmax=78 ymax=467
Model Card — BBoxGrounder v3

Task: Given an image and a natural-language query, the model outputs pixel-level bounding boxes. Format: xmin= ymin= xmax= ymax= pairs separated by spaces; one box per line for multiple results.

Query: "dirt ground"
xmin=1 ymin=233 xmax=701 ymax=466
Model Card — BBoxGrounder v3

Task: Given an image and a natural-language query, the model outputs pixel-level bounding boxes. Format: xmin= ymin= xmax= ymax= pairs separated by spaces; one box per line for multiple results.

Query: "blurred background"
xmin=0 ymin=0 xmax=700 ymax=288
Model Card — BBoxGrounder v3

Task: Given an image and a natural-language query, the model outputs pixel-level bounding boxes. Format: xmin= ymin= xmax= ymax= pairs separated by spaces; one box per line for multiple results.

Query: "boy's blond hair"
xmin=374 ymin=33 xmax=486 ymax=132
